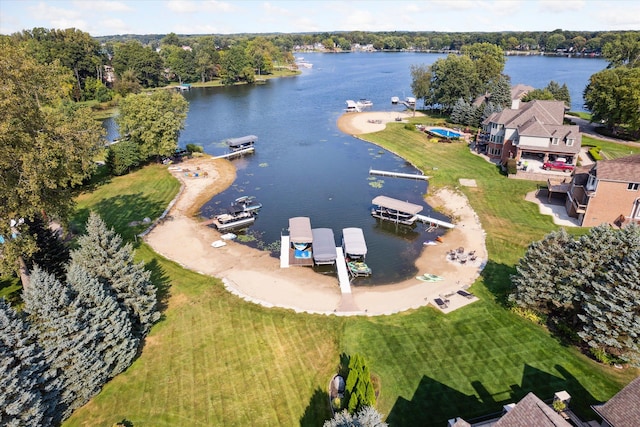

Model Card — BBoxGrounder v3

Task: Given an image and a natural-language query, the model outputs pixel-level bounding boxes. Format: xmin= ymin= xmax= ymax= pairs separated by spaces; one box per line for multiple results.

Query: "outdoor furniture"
xmin=457 ymin=290 xmax=474 ymax=299
xmin=457 ymin=247 xmax=464 ymax=253
xmin=434 ymin=298 xmax=448 ymax=309
xmin=458 ymin=254 xmax=467 ymax=264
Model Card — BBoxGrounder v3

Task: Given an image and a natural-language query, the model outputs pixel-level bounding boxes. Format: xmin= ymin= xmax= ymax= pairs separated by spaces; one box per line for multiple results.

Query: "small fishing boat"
xmin=342 ymin=227 xmax=371 ymax=277
xmin=391 ymin=96 xmax=399 ymax=104
xmin=231 ymin=196 xmax=262 ymax=213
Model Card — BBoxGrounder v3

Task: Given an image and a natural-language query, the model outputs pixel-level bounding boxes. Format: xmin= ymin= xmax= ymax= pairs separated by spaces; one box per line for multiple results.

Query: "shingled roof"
xmin=493 ymin=393 xmax=571 ymax=427
xmin=592 ymin=376 xmax=640 ymax=427
xmin=592 ymin=154 xmax=640 ymax=182
xmin=482 ymin=100 xmax=566 ymax=127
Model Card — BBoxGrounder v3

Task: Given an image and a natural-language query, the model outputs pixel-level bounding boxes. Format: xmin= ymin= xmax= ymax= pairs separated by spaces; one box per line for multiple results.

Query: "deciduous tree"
xmin=116 ymin=90 xmax=189 ymax=160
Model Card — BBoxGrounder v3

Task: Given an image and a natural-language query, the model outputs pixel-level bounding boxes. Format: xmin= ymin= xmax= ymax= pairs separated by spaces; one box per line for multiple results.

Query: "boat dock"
xmin=212 ymin=147 xmax=255 ymax=159
xmin=335 ymin=247 xmax=351 ymax=294
xmin=415 ymin=214 xmax=455 ymax=229
xmin=369 ymin=169 xmax=430 ymax=181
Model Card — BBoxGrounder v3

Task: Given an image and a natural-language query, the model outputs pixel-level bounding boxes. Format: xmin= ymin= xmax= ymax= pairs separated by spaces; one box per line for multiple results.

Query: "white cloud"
xmin=73 ymin=1 xmax=133 ymax=12
xmin=598 ymin=6 xmax=640 ymax=29
xmin=166 ymin=0 xmax=235 ymax=14
xmin=537 ymin=0 xmax=585 ymax=13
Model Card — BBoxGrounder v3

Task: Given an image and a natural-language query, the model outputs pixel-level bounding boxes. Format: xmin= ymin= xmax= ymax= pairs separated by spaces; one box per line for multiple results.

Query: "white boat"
xmin=357 ymin=99 xmax=373 ymax=108
xmin=405 ymin=97 xmax=416 ymax=106
xmin=391 ymin=96 xmax=399 ymax=104
xmin=296 ymin=61 xmax=313 ymax=68
xmin=371 ymin=195 xmax=423 ymax=226
xmin=345 ymin=100 xmax=361 ymax=112
xmin=232 ymin=196 xmax=262 ymax=213
xmin=212 ymin=211 xmax=255 ymax=231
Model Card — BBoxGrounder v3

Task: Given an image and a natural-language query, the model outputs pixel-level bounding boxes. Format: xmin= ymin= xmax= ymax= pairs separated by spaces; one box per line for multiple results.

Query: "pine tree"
xmin=509 ymin=228 xmax=580 ymax=317
xmin=450 ymin=98 xmax=467 ymax=124
xmin=343 ymin=354 xmax=376 ymax=414
xmin=489 ymin=75 xmax=512 ymax=109
xmin=24 ymin=214 xmax=70 ymax=282
xmin=70 ymin=212 xmax=159 ymax=338
xmin=323 ymin=407 xmax=388 ymax=427
xmin=23 ymin=267 xmax=103 ymax=423
xmin=0 ymin=299 xmax=51 ymax=427
xmin=67 ymin=263 xmax=139 ymax=377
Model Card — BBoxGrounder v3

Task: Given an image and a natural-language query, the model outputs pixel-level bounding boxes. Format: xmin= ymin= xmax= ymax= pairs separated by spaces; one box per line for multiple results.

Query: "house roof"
xmin=511 ymin=84 xmax=535 ymax=100
xmin=592 ymin=376 xmax=640 ymax=427
xmin=482 ymin=100 xmax=565 ymax=127
xmin=494 ymin=393 xmax=571 ymax=427
xmin=517 ymin=120 xmax=581 ymax=154
xmin=592 ymin=154 xmax=640 ymax=182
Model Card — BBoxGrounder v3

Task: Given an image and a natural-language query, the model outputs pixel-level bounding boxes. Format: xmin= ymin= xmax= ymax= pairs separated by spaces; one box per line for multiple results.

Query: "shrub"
xmin=404 ymin=123 xmax=414 ymax=131
xmin=510 ymin=306 xmax=546 ymax=325
xmin=506 ymin=158 xmax=518 ymax=175
xmin=186 ymin=143 xmax=204 ymax=153
xmin=590 ymin=347 xmax=613 ymax=365
xmin=332 ymin=397 xmax=342 ymax=410
xmin=588 ymin=146 xmax=602 ymax=161
xmin=553 ymin=400 xmax=566 ymax=413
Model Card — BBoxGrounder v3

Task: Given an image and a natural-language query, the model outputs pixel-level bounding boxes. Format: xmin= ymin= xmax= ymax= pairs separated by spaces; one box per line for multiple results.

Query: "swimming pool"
xmin=427 ymin=127 xmax=463 ymax=138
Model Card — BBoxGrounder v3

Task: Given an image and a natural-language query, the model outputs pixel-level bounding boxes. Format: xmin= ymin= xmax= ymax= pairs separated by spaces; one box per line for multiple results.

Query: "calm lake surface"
xmin=103 ymin=53 xmax=606 ymax=284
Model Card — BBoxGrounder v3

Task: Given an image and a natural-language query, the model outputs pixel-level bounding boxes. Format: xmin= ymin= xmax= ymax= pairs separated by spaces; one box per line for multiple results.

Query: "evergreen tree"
xmin=70 ymin=212 xmax=159 ymax=338
xmin=344 ymin=354 xmax=376 ymax=414
xmin=66 ymin=263 xmax=138 ymax=378
xmin=482 ymin=101 xmax=501 ymax=122
xmin=449 ymin=98 xmax=468 ymax=124
xmin=489 ymin=75 xmax=512 ymax=109
xmin=24 ymin=214 xmax=70 ymax=282
xmin=509 ymin=228 xmax=580 ymax=317
xmin=0 ymin=299 xmax=51 ymax=427
xmin=23 ymin=267 xmax=104 ymax=423
xmin=323 ymin=407 xmax=388 ymax=427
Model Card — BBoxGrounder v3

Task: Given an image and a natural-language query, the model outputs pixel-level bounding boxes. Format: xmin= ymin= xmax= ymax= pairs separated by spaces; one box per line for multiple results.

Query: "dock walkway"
xmin=213 ymin=147 xmax=255 ymax=159
xmin=415 ymin=214 xmax=455 ymax=229
xmin=335 ymin=247 xmax=351 ymax=294
xmin=369 ymin=169 xmax=429 ymax=181
xmin=280 ymin=235 xmax=289 ymax=268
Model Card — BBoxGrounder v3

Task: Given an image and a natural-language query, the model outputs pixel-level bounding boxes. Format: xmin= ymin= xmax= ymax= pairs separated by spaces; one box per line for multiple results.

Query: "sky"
xmin=1 ymin=0 xmax=638 ymax=37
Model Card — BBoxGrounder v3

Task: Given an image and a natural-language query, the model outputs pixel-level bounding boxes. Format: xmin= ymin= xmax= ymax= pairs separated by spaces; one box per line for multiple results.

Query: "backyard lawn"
xmin=64 ymin=125 xmax=638 ymax=426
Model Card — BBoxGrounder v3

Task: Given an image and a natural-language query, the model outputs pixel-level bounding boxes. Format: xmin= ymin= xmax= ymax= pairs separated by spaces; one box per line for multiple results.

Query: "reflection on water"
xmin=102 ymin=52 xmax=606 ymax=285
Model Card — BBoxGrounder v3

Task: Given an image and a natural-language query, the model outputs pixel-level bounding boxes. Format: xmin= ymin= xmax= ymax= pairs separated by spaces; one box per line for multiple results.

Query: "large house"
xmin=592 ymin=375 xmax=640 ymax=427
xmin=478 ymin=99 xmax=581 ymax=166
xmin=565 ymin=154 xmax=640 ymax=227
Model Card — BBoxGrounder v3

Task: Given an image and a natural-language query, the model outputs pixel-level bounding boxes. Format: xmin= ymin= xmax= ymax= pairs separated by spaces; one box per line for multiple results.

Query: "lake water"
xmin=103 ymin=52 xmax=607 ymax=284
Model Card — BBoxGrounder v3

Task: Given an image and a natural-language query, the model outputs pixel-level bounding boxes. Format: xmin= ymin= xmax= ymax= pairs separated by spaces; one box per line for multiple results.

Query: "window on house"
xmin=566 ymin=138 xmax=574 ymax=146
xmin=551 ymin=138 xmax=559 ymax=145
xmin=628 ymin=183 xmax=640 ymax=191
xmin=633 ymin=199 xmax=640 ymax=219
xmin=587 ymin=174 xmax=597 ymax=191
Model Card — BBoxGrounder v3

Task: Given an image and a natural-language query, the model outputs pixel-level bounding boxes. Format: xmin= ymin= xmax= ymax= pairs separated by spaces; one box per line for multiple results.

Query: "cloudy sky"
xmin=1 ymin=0 xmax=638 ymax=37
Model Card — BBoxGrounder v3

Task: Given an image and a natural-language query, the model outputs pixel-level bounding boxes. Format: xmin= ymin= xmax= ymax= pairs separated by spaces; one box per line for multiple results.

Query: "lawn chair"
xmin=434 ymin=298 xmax=448 ymax=309
xmin=457 ymin=290 xmax=474 ymax=299
xmin=457 ymin=246 xmax=464 ymax=254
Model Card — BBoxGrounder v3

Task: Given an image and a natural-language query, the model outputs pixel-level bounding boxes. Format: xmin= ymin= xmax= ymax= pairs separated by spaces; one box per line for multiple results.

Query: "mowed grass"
xmin=64 ymin=128 xmax=638 ymax=426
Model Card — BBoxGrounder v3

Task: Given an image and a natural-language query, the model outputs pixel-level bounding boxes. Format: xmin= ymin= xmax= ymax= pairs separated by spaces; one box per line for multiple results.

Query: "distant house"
xmin=592 ymin=376 xmax=640 ymax=427
xmin=478 ymin=99 xmax=580 ymax=166
xmin=566 ymin=154 xmax=640 ymax=227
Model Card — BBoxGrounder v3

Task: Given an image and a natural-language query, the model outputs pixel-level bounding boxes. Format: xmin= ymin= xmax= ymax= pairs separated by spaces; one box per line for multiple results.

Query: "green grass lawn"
xmin=64 ymin=126 xmax=638 ymax=426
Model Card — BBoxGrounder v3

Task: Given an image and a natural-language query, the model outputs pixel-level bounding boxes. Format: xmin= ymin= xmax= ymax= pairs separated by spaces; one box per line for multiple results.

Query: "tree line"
xmin=1 ymin=213 xmax=159 ymax=426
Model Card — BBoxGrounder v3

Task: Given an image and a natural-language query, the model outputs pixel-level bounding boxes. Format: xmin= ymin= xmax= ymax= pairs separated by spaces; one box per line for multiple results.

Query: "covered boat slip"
xmin=371 ymin=195 xmax=423 ymax=225
xmin=288 ymin=217 xmax=314 ymax=266
xmin=311 ymin=228 xmax=337 ymax=265
xmin=342 ymin=227 xmax=371 ymax=277
xmin=225 ymin=135 xmax=258 ymax=151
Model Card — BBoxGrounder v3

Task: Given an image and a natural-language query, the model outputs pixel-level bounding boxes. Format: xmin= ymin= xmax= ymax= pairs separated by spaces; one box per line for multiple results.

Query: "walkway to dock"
xmin=280 ymin=235 xmax=290 ymax=268
xmin=369 ymin=169 xmax=429 ymax=181
xmin=335 ymin=247 xmax=351 ymax=294
xmin=213 ymin=147 xmax=255 ymax=160
xmin=415 ymin=214 xmax=455 ymax=229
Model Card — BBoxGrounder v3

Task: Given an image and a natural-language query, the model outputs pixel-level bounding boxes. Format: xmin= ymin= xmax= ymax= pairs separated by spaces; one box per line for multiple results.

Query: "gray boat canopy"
xmin=372 ymin=195 xmax=423 ymax=214
xmin=342 ymin=228 xmax=367 ymax=257
xmin=226 ymin=135 xmax=258 ymax=148
xmin=289 ymin=217 xmax=313 ymax=243
xmin=311 ymin=228 xmax=337 ymax=264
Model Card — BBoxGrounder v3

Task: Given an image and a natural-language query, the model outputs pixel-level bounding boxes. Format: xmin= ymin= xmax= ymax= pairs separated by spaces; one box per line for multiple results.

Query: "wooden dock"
xmin=369 ymin=169 xmax=430 ymax=181
xmin=280 ymin=235 xmax=290 ymax=268
xmin=213 ymin=147 xmax=255 ymax=159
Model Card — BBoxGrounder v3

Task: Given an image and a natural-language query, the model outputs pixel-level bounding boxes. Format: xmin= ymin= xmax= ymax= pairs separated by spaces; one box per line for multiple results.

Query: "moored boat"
xmin=232 ymin=196 xmax=262 ymax=213
xmin=342 ymin=227 xmax=371 ymax=277
xmin=212 ymin=210 xmax=255 ymax=231
xmin=371 ymin=195 xmax=423 ymax=226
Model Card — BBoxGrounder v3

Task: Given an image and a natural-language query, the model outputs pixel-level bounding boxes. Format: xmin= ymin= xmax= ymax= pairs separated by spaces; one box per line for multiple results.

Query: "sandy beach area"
xmin=145 ymin=111 xmax=487 ymax=315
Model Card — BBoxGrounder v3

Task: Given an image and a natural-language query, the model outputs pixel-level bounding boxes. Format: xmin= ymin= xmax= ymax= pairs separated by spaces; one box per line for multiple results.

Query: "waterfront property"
xmin=565 ymin=154 xmax=640 ymax=227
xmin=478 ymin=99 xmax=581 ymax=166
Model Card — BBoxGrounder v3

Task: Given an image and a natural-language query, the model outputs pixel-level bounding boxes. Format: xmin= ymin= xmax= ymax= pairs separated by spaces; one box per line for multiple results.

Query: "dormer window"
xmin=551 ymin=137 xmax=559 ymax=145
xmin=628 ymin=183 xmax=640 ymax=191
xmin=586 ymin=174 xmax=597 ymax=191
xmin=566 ymin=138 xmax=574 ymax=146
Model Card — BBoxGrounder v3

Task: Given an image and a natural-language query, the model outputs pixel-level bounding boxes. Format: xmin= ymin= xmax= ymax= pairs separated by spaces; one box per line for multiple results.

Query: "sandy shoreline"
xmin=145 ymin=112 xmax=487 ymax=315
